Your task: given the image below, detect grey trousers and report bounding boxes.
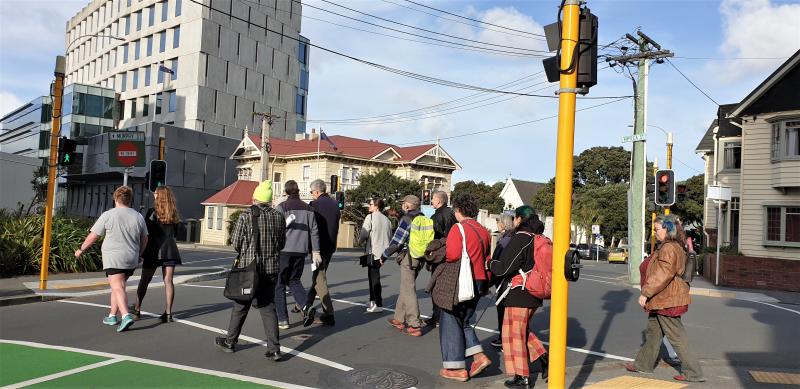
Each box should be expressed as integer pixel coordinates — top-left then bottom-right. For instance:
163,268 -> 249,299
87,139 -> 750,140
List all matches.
634,314 -> 704,380
225,274 -> 280,354
305,254 -> 334,319
394,253 -> 422,328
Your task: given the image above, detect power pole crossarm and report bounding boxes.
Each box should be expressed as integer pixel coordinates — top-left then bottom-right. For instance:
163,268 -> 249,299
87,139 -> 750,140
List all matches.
252,112 -> 279,182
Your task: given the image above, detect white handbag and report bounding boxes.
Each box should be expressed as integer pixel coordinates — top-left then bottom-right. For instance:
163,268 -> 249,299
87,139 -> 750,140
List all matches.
456,223 -> 475,302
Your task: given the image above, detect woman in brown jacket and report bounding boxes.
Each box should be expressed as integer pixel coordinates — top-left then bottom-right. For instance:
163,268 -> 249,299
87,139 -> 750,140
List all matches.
624,215 -> 705,382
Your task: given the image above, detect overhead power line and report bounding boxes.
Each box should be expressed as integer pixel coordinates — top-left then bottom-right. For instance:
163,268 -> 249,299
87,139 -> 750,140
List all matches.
402,0 -> 546,38
190,0 -> 630,99
380,0 -> 545,41
309,0 -> 549,53
666,59 -> 720,106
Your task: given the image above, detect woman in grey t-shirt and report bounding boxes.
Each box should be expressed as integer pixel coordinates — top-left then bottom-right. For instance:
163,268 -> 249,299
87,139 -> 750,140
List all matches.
75,186 -> 148,332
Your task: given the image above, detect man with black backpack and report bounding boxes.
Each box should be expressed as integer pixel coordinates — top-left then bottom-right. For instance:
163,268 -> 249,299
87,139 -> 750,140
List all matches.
215,180 -> 286,362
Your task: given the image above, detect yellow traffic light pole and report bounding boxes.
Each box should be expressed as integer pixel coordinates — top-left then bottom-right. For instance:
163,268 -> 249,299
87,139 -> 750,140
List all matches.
549,2 -> 581,387
651,158 -> 658,254
40,56 -> 66,290
665,133 -> 673,215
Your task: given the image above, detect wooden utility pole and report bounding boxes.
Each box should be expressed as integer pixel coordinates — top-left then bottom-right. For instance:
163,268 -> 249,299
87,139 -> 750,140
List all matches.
607,31 -> 673,285
252,112 -> 279,181
40,56 -> 66,290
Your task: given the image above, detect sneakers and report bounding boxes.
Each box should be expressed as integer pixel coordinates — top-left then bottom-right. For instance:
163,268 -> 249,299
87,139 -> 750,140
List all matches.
403,326 -> 423,337
302,306 -> 316,327
116,314 -> 135,332
278,321 -> 290,330
469,353 -> 491,377
366,301 -> 383,313
504,375 -> 531,388
439,368 -> 469,382
102,315 -> 119,326
388,318 -> 405,330
265,350 -> 283,362
623,362 -> 652,374
215,336 -> 235,353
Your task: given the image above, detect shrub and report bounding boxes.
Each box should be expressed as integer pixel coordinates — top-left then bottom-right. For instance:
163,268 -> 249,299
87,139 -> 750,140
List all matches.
0,214 -> 103,276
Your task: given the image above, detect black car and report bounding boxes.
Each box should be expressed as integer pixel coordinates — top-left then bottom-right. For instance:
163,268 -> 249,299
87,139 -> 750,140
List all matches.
576,244 -> 609,260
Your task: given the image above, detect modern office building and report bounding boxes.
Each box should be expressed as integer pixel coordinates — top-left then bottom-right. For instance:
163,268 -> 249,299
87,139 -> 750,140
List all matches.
0,96 -> 53,159
64,0 -> 308,139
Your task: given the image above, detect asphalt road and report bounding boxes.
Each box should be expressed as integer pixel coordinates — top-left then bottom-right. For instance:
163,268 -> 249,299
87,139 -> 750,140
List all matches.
1,248 -> 798,388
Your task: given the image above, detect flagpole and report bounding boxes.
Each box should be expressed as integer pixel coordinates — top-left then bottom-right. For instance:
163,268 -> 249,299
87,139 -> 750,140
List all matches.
317,128 -> 322,182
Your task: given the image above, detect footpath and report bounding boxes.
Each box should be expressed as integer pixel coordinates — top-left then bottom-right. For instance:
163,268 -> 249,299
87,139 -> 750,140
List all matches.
0,243 -> 231,307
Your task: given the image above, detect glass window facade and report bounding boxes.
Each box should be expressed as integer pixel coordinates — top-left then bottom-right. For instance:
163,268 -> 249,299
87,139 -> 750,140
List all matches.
175,0 -> 181,16
148,6 -> 154,26
132,69 -> 139,89
135,11 -> 141,31
170,58 -> 178,80
168,90 -> 176,112
121,72 -> 127,91
144,66 -> 151,86
295,94 -> 304,115
159,31 -> 166,52
146,35 -> 152,56
134,39 -> 140,60
173,26 -> 180,48
161,1 -> 168,21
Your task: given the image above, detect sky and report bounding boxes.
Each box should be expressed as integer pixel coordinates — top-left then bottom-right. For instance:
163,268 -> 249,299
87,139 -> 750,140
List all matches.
1,0 -> 799,185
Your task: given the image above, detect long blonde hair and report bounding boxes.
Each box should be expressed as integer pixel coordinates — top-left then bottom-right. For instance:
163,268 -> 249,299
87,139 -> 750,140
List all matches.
154,186 -> 180,224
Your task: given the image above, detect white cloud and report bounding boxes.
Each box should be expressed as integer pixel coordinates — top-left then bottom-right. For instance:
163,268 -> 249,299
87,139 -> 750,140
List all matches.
715,0 -> 800,81
0,91 -> 25,118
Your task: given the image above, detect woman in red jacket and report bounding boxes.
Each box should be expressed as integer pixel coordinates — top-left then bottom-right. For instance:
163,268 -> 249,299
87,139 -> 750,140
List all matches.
438,194 -> 493,382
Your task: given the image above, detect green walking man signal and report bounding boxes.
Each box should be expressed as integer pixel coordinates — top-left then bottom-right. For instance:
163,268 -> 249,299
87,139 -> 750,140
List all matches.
57,137 -> 77,166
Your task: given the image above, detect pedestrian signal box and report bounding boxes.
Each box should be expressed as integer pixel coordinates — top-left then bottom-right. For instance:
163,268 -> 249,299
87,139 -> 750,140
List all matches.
148,160 -> 167,192
57,137 -> 77,166
655,169 -> 675,206
422,189 -> 431,205
335,191 -> 345,210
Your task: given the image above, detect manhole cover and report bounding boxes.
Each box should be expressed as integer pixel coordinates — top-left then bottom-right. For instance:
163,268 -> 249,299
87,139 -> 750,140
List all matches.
345,367 -> 418,389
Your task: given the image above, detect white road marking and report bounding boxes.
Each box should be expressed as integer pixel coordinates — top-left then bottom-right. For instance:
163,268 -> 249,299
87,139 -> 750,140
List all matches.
3,358 -> 123,388
180,284 -> 634,362
185,256 -> 236,264
0,339 -> 315,389
577,276 -> 622,286
751,300 -> 800,317
59,300 -> 354,372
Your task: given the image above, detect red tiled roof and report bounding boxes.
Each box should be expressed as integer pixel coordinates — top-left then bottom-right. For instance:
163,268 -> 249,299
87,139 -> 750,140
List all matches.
248,134 -> 434,162
201,180 -> 258,206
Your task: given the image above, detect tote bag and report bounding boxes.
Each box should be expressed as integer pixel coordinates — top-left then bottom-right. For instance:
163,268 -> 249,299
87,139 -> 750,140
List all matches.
456,223 -> 475,302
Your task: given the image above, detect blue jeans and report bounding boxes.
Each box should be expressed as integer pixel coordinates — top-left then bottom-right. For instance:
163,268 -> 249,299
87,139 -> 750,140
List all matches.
439,281 -> 485,369
275,253 -> 307,322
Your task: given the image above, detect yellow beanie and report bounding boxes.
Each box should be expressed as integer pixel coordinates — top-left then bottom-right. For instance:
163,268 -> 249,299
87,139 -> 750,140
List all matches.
252,180 -> 273,203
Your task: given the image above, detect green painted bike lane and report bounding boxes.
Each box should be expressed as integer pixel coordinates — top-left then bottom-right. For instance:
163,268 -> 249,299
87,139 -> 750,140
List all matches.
0,342 -> 285,388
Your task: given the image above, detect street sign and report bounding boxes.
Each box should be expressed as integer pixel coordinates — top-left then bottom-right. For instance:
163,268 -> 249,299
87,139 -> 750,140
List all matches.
707,185 -> 732,201
108,131 -> 146,167
592,224 -> 600,234
621,133 -> 646,143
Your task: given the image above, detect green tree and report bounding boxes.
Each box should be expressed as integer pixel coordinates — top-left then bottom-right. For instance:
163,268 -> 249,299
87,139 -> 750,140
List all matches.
670,174 -> 705,228
343,169 -> 422,226
530,178 -> 556,217
451,180 -> 504,214
574,146 -> 631,186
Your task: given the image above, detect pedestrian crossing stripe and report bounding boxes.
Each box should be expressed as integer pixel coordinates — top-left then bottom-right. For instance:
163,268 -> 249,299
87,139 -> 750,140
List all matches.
583,376 -> 687,388
749,370 -> 800,385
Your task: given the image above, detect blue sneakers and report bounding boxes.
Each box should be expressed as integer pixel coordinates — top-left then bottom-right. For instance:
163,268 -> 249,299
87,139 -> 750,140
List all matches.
102,315 -> 119,326
117,313 -> 134,332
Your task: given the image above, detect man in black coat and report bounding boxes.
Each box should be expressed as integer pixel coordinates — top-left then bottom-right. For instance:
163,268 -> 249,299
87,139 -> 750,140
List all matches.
426,190 -> 457,327
303,179 -> 341,326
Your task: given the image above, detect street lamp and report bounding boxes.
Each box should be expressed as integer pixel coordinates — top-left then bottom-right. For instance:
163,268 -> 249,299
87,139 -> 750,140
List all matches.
66,34 -> 125,53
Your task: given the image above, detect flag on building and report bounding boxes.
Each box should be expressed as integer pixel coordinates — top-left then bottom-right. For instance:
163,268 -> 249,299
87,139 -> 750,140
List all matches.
320,130 -> 338,151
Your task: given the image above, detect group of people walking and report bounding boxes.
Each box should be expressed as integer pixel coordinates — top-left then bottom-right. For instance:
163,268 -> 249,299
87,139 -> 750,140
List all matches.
79,181 -> 704,386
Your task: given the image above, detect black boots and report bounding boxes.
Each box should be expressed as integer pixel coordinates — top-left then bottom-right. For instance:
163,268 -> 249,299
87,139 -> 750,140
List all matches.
539,352 -> 549,382
504,375 -> 531,388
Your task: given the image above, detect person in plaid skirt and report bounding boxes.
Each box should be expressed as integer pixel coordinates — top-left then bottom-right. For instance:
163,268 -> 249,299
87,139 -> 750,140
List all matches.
488,206 -> 548,389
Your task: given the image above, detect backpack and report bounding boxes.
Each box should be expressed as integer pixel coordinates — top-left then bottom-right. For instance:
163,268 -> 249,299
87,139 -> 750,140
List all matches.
510,232 -> 554,300
408,215 -> 435,259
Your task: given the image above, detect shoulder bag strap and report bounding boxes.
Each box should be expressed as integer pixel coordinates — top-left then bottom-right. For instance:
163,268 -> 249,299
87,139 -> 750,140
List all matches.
463,221 -> 487,256
250,205 -> 262,268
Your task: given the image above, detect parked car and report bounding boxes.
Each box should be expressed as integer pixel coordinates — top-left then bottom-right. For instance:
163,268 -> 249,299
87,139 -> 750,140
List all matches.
576,244 -> 608,260
608,247 -> 628,264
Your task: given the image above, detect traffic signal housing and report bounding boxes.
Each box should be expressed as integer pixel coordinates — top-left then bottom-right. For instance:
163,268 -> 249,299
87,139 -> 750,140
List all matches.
335,191 -> 345,210
57,137 -> 77,166
541,7 -> 598,91
676,184 -> 688,203
330,175 -> 339,193
422,189 -> 431,206
148,160 -> 167,192
655,169 -> 675,206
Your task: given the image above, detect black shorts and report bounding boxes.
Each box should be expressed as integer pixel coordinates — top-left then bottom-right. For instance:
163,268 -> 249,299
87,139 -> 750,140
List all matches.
105,268 -> 135,277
